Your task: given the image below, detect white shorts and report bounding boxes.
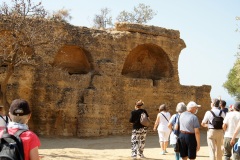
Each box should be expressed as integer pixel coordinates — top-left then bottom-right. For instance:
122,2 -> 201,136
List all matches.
158,130 -> 171,142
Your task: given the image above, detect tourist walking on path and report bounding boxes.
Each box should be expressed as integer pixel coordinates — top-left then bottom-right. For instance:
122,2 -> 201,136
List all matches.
153,104 -> 171,155
177,101 -> 201,160
168,102 -> 186,160
230,118 -> 240,146
222,101 -> 240,160
219,100 -> 228,114
129,100 -> 149,159
201,98 -> 226,160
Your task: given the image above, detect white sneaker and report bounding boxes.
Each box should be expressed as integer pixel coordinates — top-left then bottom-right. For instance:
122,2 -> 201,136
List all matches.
161,151 -> 166,155
140,155 -> 146,159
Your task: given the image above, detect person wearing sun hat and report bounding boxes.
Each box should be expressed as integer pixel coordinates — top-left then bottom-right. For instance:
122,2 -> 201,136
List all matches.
222,101 -> 240,160
177,101 -> 201,160
0,99 -> 41,160
129,100 -> 149,159
201,98 -> 226,160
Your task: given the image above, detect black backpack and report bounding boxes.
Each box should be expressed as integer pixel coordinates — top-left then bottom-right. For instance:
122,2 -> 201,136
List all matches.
210,110 -> 224,129
0,129 -> 27,160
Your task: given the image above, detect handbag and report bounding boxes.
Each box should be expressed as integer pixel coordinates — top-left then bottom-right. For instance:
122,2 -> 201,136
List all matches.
234,138 -> 240,156
140,112 -> 150,127
173,114 -> 180,136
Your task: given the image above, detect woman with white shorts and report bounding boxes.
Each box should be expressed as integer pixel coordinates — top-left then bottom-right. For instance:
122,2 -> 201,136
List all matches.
153,104 -> 171,155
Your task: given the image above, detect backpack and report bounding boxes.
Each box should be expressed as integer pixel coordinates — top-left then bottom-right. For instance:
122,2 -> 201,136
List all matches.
209,110 -> 224,129
140,112 -> 150,127
0,129 -> 27,160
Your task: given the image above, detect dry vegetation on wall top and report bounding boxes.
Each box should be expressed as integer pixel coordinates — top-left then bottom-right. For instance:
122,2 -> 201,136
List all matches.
0,20 -> 211,137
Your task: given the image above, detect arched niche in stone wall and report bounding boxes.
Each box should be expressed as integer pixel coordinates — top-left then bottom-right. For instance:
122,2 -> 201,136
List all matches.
53,45 -> 91,74
121,44 -> 173,80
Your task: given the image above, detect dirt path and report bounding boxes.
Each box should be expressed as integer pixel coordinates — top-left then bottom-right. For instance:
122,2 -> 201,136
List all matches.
39,131 -> 211,160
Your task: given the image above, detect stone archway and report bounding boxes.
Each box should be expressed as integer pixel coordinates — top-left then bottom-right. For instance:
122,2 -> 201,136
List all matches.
121,44 -> 173,80
53,45 -> 91,74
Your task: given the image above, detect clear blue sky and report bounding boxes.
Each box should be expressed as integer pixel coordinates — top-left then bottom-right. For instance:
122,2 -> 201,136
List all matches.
34,0 -> 239,104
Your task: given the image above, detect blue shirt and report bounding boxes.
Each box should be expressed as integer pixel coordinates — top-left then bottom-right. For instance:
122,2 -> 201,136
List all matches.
179,111 -> 200,133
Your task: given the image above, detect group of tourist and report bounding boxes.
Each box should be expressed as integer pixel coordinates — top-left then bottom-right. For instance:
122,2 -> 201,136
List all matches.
129,99 -> 240,160
1,98 -> 239,160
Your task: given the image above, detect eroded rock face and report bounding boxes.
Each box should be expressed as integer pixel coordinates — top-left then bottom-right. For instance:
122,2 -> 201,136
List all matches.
0,22 -> 211,137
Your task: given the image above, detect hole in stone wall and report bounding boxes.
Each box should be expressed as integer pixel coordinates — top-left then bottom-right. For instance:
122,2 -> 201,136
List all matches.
152,80 -> 157,86
121,44 -> 173,80
52,45 -> 91,74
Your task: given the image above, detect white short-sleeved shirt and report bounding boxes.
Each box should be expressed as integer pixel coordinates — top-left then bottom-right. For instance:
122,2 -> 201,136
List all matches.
223,111 -> 240,138
202,107 -> 226,129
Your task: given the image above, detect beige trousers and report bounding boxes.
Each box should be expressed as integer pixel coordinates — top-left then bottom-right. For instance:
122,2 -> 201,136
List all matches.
207,129 -> 224,160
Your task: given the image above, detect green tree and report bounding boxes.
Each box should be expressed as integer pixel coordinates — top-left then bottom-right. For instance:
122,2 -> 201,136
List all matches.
0,0 -> 65,112
93,8 -> 113,29
223,16 -> 240,100
116,3 -> 157,24
223,59 -> 240,100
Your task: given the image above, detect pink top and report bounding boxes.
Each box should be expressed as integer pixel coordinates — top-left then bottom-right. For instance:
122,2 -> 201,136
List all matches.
0,128 -> 41,160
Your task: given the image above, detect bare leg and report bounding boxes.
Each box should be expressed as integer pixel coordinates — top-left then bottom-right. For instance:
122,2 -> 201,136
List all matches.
160,141 -> 164,151
164,141 -> 169,152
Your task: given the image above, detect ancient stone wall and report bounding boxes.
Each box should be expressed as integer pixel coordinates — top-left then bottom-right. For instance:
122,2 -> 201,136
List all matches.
0,22 -> 211,137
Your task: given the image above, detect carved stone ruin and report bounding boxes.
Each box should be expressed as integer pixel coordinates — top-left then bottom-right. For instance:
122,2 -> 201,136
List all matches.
0,22 -> 211,137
